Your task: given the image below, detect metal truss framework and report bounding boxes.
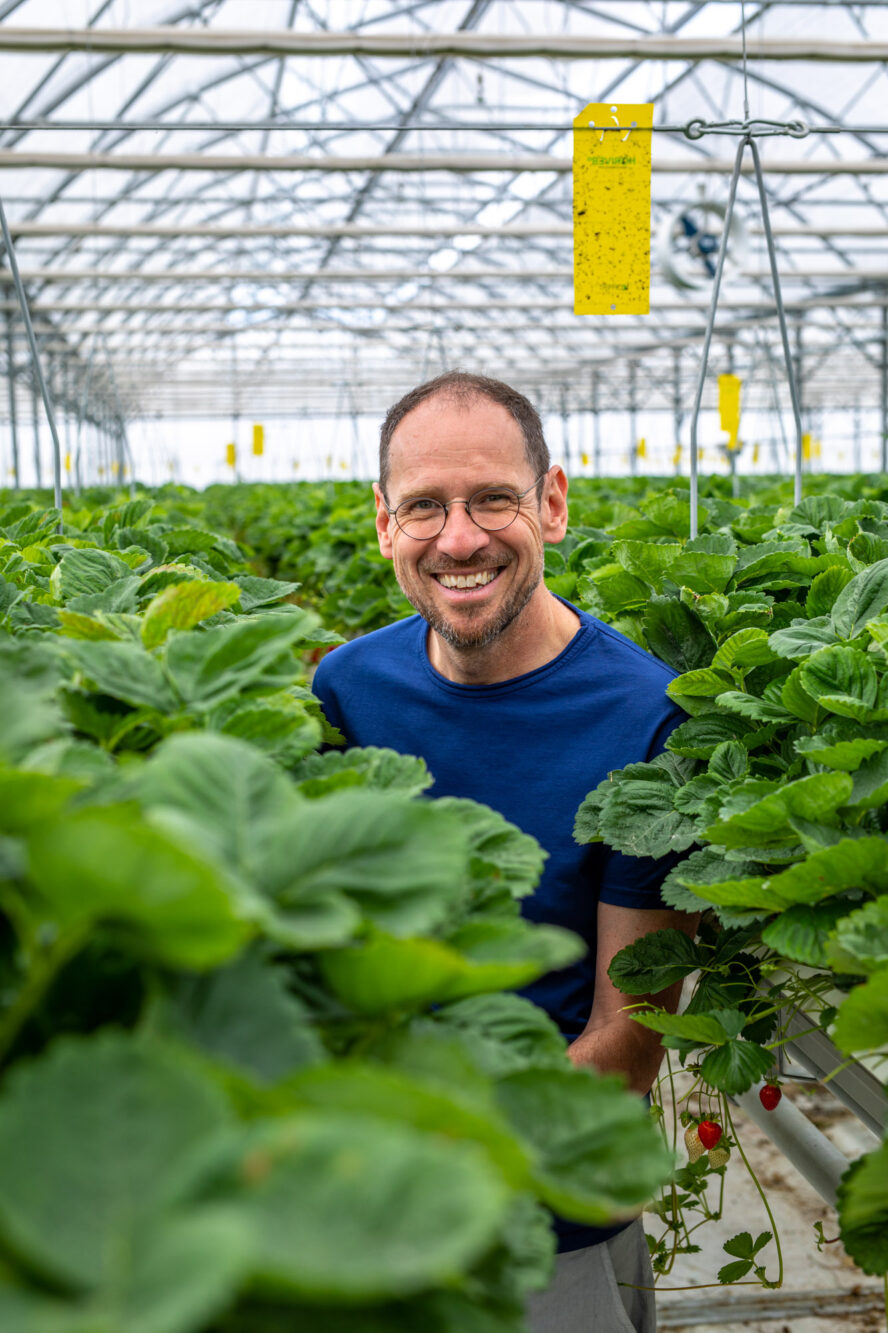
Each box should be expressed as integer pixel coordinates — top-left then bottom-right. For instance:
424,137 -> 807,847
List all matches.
0,0 -> 887,467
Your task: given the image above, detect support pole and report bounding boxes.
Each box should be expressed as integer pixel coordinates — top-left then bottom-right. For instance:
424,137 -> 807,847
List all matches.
31,380 -> 41,489
591,370 -> 601,476
628,361 -> 638,477
874,302 -> 880,474
5,312 -> 18,488
672,348 -> 682,477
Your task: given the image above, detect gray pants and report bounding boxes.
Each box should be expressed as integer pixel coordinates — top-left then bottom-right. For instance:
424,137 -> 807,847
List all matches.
525,1219 -> 656,1333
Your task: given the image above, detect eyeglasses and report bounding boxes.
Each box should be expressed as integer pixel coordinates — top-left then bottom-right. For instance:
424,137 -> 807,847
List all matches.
385,473 -> 549,540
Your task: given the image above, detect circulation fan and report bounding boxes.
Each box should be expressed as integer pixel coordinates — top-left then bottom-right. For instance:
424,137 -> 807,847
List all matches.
656,192 -> 749,290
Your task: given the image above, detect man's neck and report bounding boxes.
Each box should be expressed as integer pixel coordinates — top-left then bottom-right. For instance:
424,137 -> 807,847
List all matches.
426,591 -> 580,685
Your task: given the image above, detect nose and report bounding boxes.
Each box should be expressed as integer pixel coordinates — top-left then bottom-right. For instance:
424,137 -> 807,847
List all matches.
434,500 -> 492,561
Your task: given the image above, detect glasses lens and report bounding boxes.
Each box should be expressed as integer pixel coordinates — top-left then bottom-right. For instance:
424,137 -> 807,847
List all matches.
395,497 -> 446,537
468,487 -> 521,530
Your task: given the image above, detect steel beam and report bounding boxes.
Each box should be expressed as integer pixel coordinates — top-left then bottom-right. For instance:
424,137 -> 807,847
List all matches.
0,29 -> 885,62
1,150 -> 887,174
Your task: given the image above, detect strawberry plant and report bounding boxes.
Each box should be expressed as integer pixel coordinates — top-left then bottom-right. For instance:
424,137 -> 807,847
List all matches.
0,490 -> 674,1333
573,485 -> 888,1290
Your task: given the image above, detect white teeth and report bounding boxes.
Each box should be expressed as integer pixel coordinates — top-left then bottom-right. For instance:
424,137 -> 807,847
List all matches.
436,569 -> 498,589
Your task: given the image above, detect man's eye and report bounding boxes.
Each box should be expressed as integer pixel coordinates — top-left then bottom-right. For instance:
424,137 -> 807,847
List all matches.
473,490 -> 516,509
401,498 -> 440,515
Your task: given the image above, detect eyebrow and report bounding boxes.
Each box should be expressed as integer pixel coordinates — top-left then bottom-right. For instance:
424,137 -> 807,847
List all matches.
395,480 -> 519,500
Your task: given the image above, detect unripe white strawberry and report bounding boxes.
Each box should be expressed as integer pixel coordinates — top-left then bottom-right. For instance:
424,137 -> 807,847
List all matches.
684,1124 -> 704,1161
708,1146 -> 731,1168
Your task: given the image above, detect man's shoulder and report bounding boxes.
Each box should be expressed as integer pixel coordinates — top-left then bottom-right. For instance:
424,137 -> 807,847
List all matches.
314,614 -> 425,682
574,607 -> 680,685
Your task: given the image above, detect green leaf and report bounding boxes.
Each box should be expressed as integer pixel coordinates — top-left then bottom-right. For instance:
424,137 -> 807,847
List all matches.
718,1259 -> 754,1284
57,608 -> 121,641
215,696 -> 321,763
611,541 -> 682,593
228,1113 -> 510,1299
50,547 -> 133,603
427,994 -> 568,1078
292,746 -> 433,798
0,1034 -> 232,1289
669,536 -> 736,594
607,929 -> 702,995
715,690 -> 792,723
806,565 -> 855,618
832,972 -> 888,1055
288,1062 -> 530,1188
271,791 -> 471,937
667,666 -> 734,701
494,1068 -> 672,1224
320,923 -> 582,1015
164,610 -> 321,707
132,732 -> 298,877
704,772 -> 852,849
642,597 -> 714,673
828,897 -> 888,974
234,574 -> 300,612
761,900 -> 852,966
768,617 -> 839,661
795,733 -> 888,772
799,646 -> 878,722
156,947 -> 326,1083
28,805 -> 255,969
630,1010 -> 735,1046
847,749 -> 888,810
837,1141 -> 888,1275
62,639 -> 179,712
699,1039 -> 774,1094
712,628 -> 775,674
141,580 -> 242,649
780,666 -> 821,724
435,797 -> 547,903
665,711 -> 754,759
831,557 -> 888,638
708,740 -> 749,783
597,762 -> 698,859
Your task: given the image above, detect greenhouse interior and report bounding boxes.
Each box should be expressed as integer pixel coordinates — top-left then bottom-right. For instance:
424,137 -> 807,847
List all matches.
1,3 -> 888,1333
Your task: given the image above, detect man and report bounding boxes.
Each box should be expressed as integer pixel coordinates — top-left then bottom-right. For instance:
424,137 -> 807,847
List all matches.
312,371 -> 696,1333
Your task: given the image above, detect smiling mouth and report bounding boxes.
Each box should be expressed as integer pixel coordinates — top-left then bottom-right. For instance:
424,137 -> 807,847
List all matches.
429,567 -> 504,591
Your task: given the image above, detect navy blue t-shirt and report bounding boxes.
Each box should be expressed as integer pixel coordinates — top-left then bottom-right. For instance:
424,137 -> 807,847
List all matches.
312,602 -> 684,1250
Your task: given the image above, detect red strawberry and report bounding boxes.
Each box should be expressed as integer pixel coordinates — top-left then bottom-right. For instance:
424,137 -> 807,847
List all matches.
697,1120 -> 722,1150
759,1083 -> 782,1111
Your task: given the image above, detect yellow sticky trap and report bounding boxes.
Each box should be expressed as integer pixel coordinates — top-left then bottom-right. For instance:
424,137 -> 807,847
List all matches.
637,437 -> 647,459
752,444 -> 760,464
718,374 -> 742,453
573,102 -> 652,316
292,460 -> 300,471
64,452 -> 71,472
581,452 -> 590,466
252,424 -> 264,456
802,432 -> 812,461
814,439 -> 822,459
225,443 -> 236,467
672,446 -> 682,468
97,466 -> 105,478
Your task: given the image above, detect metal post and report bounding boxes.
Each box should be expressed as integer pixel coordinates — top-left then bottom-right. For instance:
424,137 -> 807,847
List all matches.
0,195 -> 62,519
31,380 -> 42,489
874,302 -> 880,474
591,370 -> 601,476
628,361 -> 638,477
672,348 -> 682,477
5,312 -> 18,488
560,389 -> 571,475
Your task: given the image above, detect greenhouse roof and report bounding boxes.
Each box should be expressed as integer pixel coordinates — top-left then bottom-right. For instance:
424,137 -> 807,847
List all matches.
1,0 -> 887,427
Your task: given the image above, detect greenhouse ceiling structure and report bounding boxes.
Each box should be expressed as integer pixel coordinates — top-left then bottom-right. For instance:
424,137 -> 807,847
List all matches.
1,0 -> 888,470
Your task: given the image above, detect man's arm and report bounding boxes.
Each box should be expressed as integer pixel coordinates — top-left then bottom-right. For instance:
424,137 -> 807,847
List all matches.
567,901 -> 700,1095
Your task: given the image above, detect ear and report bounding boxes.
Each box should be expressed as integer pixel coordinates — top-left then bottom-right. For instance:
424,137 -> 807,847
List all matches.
373,482 -> 394,559
540,466 -> 569,545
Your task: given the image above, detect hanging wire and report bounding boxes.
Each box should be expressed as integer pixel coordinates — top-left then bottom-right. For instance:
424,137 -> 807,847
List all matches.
0,195 -> 63,525
686,4 -> 805,535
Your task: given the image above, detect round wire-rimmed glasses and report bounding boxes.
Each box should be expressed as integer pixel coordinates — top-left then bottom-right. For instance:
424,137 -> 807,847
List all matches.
385,472 -> 549,540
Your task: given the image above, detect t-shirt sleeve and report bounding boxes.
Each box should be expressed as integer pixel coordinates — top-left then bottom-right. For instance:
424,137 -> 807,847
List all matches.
598,698 -> 688,910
